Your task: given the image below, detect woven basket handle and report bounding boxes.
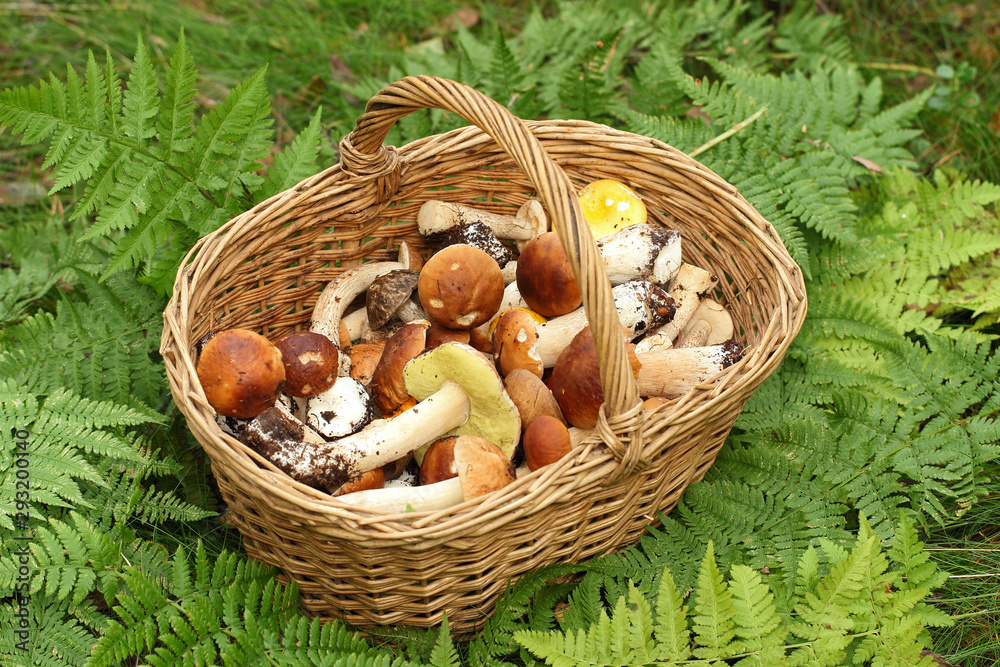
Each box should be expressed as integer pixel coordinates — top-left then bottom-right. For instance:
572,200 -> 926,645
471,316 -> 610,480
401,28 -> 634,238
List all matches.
343,75 -> 645,475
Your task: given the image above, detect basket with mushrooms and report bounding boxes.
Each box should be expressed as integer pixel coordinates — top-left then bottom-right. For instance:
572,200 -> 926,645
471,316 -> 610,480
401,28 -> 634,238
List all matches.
197,177 -> 747,512
162,75 -> 806,633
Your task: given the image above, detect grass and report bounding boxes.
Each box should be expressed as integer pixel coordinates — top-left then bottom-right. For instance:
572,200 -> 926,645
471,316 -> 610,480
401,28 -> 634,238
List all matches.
832,0 -> 1000,183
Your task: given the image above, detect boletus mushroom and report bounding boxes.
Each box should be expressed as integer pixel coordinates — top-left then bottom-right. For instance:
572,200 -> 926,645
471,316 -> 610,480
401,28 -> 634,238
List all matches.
335,435 -> 516,513
197,328 -> 285,419
273,331 -> 339,398
417,243 -> 505,330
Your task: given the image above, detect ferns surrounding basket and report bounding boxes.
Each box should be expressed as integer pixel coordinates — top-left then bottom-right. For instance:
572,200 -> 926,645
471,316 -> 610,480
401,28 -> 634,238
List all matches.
2,1 -> 999,664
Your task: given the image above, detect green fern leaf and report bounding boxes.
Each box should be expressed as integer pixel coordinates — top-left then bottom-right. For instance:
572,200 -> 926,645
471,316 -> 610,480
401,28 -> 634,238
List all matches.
263,108 -> 323,196
0,604 -> 94,667
191,67 -> 269,191
488,28 -> 524,107
427,614 -> 460,667
121,37 -> 160,146
155,28 -> 198,159
729,565 -> 788,666
692,542 -> 737,661
558,33 -> 618,122
652,568 -> 691,662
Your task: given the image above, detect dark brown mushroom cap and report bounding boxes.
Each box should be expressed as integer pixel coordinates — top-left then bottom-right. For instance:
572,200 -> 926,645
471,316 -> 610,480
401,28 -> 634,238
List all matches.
273,331 -> 339,398
419,436 -> 459,485
417,244 -> 504,330
196,329 -> 285,419
367,269 -> 421,330
547,326 -> 640,429
516,232 -> 582,317
368,320 -> 429,414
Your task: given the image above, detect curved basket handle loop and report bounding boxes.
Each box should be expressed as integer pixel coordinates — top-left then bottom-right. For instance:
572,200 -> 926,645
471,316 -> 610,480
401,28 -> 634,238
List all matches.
345,75 -> 643,475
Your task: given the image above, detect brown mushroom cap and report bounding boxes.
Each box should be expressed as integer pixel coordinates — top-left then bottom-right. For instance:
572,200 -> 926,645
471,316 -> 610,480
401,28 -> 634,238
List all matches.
547,326 -> 641,429
453,435 -> 516,500
332,467 -> 386,496
417,243 -> 505,330
368,320 -> 429,414
492,308 -> 543,378
419,436 -> 459,485
367,269 -> 421,331
516,232 -> 582,317
196,329 -> 285,419
273,331 -> 339,398
425,322 -> 471,348
504,368 -> 566,427
345,340 -> 387,386
523,415 -> 572,471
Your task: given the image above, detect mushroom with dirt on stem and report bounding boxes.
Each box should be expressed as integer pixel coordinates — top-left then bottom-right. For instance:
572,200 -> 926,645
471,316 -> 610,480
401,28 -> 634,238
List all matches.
533,280 -> 675,367
634,262 -> 718,353
226,370 -> 476,491
418,199 -> 547,251
595,223 -> 682,287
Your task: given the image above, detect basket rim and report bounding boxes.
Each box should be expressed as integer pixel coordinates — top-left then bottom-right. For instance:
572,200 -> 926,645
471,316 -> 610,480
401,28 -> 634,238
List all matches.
161,115 -> 807,537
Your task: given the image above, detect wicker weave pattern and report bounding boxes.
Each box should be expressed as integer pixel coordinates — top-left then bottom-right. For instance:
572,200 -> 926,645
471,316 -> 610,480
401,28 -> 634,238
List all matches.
161,76 -> 807,633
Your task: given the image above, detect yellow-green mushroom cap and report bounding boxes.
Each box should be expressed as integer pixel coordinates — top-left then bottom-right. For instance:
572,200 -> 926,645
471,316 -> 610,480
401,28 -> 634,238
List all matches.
404,342 -> 521,463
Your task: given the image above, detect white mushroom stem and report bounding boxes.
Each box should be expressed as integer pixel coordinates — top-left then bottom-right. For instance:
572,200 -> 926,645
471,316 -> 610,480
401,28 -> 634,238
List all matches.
311,261 -> 404,345
536,281 -> 674,367
334,476 -> 464,513
341,308 -> 368,344
595,224 -> 682,286
635,342 -> 743,398
501,260 -> 518,285
342,298 -> 428,346
335,434 -> 514,513
242,380 -> 472,489
636,263 -> 718,352
417,199 -> 547,248
679,320 -> 711,348
682,299 -> 735,346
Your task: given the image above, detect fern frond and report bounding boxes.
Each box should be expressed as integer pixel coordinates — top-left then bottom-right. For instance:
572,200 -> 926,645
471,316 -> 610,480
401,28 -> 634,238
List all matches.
121,36 -> 159,146
155,28 -> 198,159
692,542 -> 737,660
0,267 -> 165,409
652,568 -> 691,662
262,108 -> 323,196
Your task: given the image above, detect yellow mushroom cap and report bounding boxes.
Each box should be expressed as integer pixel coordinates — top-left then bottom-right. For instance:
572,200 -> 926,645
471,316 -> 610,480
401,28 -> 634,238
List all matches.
578,179 -> 647,240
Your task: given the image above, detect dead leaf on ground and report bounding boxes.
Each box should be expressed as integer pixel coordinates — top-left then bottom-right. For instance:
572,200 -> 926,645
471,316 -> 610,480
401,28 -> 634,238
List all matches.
852,155 -> 885,173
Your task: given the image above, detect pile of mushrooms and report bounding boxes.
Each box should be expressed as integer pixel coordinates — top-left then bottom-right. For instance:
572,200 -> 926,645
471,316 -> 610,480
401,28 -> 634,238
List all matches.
195,178 -> 744,513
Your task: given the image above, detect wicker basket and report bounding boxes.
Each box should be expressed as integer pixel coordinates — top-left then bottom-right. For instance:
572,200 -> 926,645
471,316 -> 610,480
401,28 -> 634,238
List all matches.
160,76 -> 807,634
